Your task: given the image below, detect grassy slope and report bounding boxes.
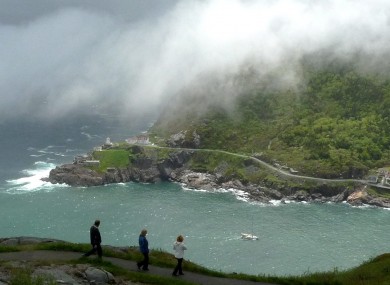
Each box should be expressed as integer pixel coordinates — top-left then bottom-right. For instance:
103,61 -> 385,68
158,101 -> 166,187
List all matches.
150,61 -> 390,179
1,242 -> 389,285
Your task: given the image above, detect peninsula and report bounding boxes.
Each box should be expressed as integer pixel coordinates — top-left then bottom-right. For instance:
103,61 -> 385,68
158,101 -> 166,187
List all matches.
47,138 -> 390,208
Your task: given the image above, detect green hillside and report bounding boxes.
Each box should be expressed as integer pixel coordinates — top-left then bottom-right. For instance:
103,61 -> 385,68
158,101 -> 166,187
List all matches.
2,241 -> 390,285
151,61 -> 390,179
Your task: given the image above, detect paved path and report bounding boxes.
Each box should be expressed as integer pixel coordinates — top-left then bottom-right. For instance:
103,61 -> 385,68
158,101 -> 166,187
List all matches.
0,250 -> 278,285
149,145 -> 370,185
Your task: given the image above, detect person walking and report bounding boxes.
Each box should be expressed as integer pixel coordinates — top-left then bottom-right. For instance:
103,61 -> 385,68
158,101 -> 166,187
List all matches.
172,235 -> 187,276
137,229 -> 149,271
83,219 -> 102,259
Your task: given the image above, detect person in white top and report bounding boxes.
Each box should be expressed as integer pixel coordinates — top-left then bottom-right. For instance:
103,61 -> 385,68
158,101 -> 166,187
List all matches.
172,235 -> 187,276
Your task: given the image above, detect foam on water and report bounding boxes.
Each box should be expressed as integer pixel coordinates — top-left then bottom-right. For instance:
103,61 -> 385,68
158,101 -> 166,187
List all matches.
5,161 -> 66,193
181,184 -> 252,202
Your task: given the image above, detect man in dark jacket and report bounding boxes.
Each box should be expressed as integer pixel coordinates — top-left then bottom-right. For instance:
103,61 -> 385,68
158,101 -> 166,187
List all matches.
83,219 -> 102,259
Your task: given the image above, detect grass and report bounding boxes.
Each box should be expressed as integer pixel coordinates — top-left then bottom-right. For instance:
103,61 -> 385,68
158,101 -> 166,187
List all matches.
3,243 -> 199,285
9,268 -> 57,285
91,149 -> 130,172
1,242 -> 390,285
367,186 -> 390,199
0,245 -> 20,253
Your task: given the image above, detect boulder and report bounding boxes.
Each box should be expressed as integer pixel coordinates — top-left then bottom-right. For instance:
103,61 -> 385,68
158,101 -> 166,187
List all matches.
33,266 -> 80,285
177,171 -> 218,190
85,267 -> 115,284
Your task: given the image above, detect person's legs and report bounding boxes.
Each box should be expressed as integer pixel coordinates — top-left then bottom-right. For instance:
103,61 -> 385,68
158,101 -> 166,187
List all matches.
96,244 -> 103,259
173,258 -> 183,275
177,258 -> 184,274
142,252 -> 149,270
83,245 -> 97,257
173,259 -> 179,275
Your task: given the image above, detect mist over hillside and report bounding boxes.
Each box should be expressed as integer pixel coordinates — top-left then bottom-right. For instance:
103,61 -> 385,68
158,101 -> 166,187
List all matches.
151,53 -> 390,179
1,0 -> 390,124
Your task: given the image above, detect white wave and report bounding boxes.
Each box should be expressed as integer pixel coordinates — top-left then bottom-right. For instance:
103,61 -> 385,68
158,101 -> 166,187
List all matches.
30,154 -> 45,157
180,183 -> 250,202
81,131 -> 100,140
225,188 -> 250,202
349,204 -> 373,209
37,150 -> 53,154
5,161 -> 66,193
27,145 -> 72,160
181,185 -> 208,193
269,200 -> 282,206
65,148 -> 82,153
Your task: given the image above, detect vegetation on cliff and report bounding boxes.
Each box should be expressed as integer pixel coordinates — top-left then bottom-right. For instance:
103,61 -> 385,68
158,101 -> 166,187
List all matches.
49,57 -> 390,205
150,59 -> 390,179
1,240 -> 390,285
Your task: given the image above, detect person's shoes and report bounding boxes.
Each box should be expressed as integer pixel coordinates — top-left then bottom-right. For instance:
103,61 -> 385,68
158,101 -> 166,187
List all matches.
172,273 -> 178,276
179,273 -> 184,275
142,268 -> 149,271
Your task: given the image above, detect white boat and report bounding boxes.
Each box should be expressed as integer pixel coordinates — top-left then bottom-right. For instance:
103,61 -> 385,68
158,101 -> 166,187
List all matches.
241,233 -> 259,240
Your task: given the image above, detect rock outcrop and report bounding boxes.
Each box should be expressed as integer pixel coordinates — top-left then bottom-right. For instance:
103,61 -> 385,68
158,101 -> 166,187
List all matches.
49,164 -> 104,187
0,237 -> 131,285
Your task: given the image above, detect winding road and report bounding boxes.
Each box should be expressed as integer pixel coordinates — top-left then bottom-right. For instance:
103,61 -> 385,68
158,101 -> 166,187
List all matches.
147,144 -> 375,186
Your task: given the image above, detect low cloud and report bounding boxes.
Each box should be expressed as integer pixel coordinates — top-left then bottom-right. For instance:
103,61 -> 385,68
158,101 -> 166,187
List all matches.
1,0 -> 390,122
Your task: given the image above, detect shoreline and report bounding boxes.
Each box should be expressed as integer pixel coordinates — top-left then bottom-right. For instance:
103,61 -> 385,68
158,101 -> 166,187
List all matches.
47,146 -> 390,209
48,163 -> 390,209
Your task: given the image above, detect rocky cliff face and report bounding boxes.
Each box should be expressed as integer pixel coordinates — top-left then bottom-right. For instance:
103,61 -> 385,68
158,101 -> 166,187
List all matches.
47,147 -> 390,208
48,148 -> 194,186
48,164 -> 105,186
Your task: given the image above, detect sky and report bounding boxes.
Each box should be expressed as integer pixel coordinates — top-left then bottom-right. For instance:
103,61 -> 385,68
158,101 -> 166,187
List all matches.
1,0 -> 390,122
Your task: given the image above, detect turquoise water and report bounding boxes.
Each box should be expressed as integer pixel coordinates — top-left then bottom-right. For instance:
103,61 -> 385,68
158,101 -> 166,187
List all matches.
1,180 -> 389,276
1,116 -> 389,276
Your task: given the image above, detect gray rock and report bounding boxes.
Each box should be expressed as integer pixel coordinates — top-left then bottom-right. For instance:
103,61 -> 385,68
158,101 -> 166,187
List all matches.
0,238 -> 19,246
0,237 -> 64,246
49,164 -> 104,187
178,171 -> 218,190
85,267 -> 115,284
33,266 -> 82,285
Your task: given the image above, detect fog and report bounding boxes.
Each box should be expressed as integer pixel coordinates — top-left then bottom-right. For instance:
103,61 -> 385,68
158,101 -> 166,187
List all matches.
1,0 -> 390,122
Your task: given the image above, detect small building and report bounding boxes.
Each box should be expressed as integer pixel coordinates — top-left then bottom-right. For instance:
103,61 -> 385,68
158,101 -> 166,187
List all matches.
74,155 -> 89,164
82,160 -> 100,167
102,137 -> 114,149
367,175 -> 379,184
73,155 -> 100,167
126,134 -> 150,145
94,146 -> 102,152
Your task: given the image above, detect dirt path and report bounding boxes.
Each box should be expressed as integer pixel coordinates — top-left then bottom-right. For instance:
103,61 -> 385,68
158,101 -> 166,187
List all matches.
0,250 -> 278,285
